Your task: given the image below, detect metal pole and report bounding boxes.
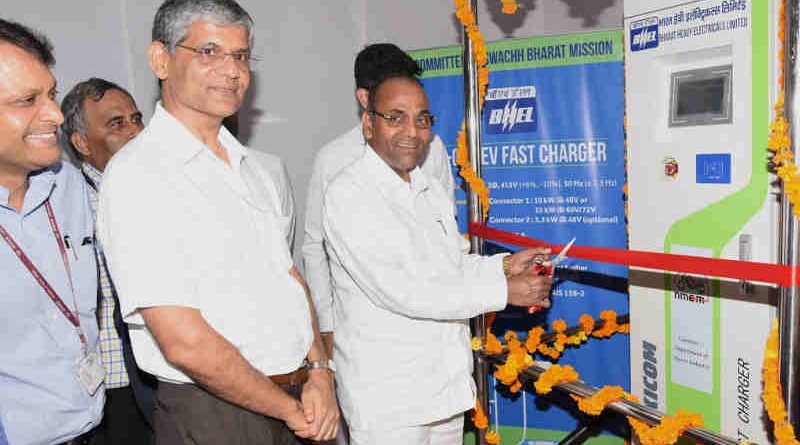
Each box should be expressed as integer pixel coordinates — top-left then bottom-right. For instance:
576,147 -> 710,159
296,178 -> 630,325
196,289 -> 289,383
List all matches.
462,0 -> 488,443
477,357 -> 741,445
780,0 -> 800,429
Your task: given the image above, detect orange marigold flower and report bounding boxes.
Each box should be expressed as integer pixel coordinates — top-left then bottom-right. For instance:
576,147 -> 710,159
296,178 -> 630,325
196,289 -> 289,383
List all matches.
577,385 -> 624,415
505,330 -> 522,352
471,400 -> 489,430
537,342 -> 561,360
552,319 -> 567,333
485,430 -> 502,444
493,362 -> 520,386
579,314 -> 595,335
526,326 -> 544,353
485,332 -> 503,355
534,364 -> 578,395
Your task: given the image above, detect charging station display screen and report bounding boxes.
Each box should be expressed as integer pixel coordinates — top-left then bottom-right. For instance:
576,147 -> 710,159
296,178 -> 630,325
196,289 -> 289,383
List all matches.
677,77 -> 725,116
669,65 -> 732,127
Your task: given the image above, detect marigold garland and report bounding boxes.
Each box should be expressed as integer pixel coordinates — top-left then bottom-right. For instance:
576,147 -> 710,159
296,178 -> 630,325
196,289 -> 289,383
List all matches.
592,310 -> 619,338
760,3 -> 800,442
570,385 -> 625,416
470,399 -> 501,443
762,319 -> 800,445
534,364 -> 579,394
470,313 -> 631,441
627,410 -> 704,445
500,0 -> 518,14
471,400 -> 489,430
454,0 -> 491,221
768,1 -> 800,219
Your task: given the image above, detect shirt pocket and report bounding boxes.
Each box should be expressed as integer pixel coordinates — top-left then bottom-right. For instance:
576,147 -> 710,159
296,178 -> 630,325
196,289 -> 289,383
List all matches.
69,235 -> 99,321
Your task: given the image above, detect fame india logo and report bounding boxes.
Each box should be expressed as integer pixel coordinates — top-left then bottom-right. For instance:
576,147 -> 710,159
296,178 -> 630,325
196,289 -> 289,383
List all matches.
485,85 -> 538,134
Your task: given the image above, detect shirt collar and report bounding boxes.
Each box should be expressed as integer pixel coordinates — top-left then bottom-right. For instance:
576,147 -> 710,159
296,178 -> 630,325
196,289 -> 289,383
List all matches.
150,101 -> 248,165
0,164 -> 58,213
362,145 -> 429,197
81,162 -> 103,189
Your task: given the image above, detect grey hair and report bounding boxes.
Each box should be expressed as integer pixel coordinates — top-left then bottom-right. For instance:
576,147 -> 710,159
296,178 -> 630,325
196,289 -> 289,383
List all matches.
152,0 -> 253,53
60,77 -> 134,159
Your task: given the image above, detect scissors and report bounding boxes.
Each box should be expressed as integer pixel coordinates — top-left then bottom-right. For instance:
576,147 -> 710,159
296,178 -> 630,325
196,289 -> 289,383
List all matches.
529,237 -> 576,314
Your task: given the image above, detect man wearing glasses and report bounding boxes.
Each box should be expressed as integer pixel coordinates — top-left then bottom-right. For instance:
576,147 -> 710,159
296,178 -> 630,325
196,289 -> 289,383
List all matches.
303,44 -> 454,364
322,74 -> 554,444
97,0 -> 337,443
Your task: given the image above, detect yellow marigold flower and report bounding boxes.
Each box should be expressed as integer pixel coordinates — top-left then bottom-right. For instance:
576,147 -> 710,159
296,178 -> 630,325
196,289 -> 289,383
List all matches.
471,337 -> 482,351
523,353 -> 534,367
493,363 -> 519,386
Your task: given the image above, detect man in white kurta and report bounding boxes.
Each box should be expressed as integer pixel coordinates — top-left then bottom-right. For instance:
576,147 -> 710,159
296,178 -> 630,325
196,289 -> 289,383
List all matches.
323,75 -> 553,444
303,43 -> 454,355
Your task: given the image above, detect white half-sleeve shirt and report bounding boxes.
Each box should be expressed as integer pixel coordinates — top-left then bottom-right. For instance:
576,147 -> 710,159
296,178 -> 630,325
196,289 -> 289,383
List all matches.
97,103 -> 312,383
322,146 -> 506,430
303,125 -> 454,332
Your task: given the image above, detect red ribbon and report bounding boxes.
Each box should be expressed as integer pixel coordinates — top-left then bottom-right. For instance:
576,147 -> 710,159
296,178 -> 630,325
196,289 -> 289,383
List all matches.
469,222 -> 798,287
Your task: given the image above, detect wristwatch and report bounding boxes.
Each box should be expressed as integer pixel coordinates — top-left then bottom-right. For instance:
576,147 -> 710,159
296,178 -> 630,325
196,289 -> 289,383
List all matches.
306,359 -> 336,373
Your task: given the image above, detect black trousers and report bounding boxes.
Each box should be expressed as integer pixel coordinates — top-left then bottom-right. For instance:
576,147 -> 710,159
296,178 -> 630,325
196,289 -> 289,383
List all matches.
92,386 -> 154,445
154,382 -> 304,445
59,387 -> 153,445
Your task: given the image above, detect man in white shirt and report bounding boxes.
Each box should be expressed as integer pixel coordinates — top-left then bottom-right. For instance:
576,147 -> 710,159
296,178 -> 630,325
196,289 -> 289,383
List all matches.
303,44 -> 454,357
322,74 -> 553,444
97,0 -> 337,443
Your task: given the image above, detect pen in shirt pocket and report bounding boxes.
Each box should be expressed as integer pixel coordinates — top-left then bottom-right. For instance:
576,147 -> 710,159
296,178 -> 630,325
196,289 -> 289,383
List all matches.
63,236 -> 78,261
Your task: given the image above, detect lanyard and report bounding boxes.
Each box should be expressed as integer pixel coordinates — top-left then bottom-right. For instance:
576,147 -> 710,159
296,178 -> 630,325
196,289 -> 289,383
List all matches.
0,201 -> 88,352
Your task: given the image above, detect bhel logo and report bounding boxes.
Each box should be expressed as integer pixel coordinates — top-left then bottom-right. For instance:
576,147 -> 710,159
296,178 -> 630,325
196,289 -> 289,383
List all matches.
485,86 -> 537,134
630,17 -> 659,52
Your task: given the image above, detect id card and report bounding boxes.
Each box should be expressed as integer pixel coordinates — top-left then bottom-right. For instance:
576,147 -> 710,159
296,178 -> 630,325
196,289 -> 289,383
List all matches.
76,351 -> 104,396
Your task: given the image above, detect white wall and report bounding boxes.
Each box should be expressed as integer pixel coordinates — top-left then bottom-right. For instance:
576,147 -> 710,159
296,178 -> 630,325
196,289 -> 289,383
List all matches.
365,0 -> 622,49
1,0 -> 622,265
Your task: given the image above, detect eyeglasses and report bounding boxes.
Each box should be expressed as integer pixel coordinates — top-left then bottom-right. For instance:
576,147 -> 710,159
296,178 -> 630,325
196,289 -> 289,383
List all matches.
175,44 -> 259,68
369,110 -> 436,129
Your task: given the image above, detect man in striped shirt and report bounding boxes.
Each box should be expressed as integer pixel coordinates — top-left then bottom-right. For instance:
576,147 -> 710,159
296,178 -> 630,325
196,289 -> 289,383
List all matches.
61,78 -> 154,444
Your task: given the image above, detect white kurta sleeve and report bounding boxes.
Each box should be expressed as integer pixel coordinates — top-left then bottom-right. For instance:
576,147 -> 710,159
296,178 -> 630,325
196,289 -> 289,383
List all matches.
275,160 -> 296,248
428,134 -> 456,209
302,154 -> 335,332
323,177 -> 507,321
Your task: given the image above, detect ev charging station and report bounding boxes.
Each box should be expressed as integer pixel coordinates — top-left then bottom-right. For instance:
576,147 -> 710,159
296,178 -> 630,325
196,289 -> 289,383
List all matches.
625,1 -> 778,443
